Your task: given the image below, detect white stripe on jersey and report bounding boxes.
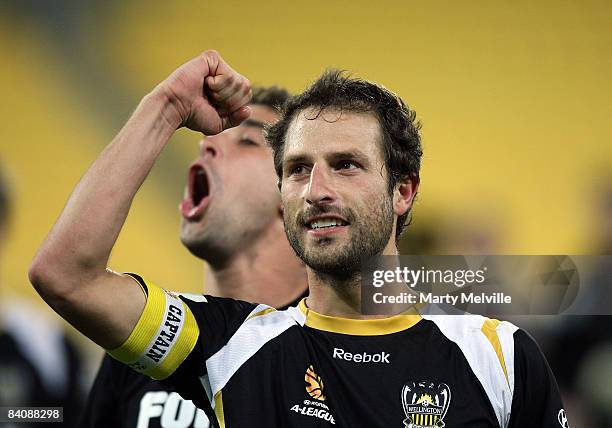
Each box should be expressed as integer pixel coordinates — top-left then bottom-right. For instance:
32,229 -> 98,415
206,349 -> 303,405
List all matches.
422,314 -> 518,428
205,304 -> 299,401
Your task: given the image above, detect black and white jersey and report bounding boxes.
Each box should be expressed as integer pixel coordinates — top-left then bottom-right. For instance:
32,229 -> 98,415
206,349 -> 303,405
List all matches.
80,288 -> 307,428
79,356 -> 210,428
107,275 -> 567,428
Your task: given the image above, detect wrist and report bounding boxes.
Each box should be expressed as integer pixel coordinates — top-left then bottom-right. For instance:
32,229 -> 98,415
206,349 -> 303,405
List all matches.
142,86 -> 185,132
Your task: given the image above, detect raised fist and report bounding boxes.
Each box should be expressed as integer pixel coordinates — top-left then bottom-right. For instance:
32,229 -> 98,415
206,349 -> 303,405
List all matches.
157,50 -> 252,135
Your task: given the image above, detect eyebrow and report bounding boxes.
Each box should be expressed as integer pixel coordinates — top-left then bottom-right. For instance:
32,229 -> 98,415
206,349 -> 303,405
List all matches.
241,119 -> 267,130
326,151 -> 369,163
283,154 -> 311,166
283,150 -> 369,166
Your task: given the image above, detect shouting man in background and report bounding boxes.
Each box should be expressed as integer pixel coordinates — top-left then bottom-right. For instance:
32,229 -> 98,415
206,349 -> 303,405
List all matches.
80,85 -> 308,428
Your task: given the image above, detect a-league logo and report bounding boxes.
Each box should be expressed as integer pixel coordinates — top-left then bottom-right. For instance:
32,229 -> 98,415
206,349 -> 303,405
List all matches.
401,381 -> 451,428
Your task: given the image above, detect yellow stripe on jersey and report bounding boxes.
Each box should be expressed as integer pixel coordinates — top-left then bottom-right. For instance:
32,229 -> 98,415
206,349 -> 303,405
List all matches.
107,279 -> 199,380
299,299 -> 422,336
246,307 -> 276,321
481,319 -> 509,385
214,391 -> 226,428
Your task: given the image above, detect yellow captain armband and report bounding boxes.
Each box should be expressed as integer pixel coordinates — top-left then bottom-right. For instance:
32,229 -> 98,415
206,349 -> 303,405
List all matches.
107,276 -> 199,380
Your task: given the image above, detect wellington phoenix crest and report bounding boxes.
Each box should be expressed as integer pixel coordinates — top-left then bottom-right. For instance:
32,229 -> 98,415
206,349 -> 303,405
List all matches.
401,381 -> 451,428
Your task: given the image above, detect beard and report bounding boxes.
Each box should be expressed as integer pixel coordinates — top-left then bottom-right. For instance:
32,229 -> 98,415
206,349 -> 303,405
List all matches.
284,193 -> 394,280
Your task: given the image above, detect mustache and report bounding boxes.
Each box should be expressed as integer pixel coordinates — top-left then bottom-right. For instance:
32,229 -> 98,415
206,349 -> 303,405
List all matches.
298,204 -> 353,225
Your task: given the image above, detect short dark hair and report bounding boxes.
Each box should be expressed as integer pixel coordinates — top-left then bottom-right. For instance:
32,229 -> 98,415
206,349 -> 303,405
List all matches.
266,69 -> 422,240
250,86 -> 290,114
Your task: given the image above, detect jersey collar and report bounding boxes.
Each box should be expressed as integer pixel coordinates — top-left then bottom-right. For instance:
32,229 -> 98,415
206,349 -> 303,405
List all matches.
298,299 -> 422,336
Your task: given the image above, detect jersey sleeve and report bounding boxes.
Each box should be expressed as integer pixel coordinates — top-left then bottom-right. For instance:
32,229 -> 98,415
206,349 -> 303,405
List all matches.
507,329 -> 568,428
105,274 -> 257,381
78,355 -> 121,427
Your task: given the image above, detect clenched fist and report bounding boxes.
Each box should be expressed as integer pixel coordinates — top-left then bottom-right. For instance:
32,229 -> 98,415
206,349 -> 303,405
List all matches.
156,50 -> 252,135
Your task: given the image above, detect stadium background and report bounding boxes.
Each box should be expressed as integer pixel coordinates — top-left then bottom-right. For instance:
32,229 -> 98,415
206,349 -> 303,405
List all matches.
0,0 -> 610,426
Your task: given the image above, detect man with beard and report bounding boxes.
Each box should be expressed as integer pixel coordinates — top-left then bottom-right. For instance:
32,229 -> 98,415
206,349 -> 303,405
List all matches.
79,86 -> 307,428
30,51 -> 565,427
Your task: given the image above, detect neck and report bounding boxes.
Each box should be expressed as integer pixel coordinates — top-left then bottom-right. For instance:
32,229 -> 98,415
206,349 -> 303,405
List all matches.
305,241 -> 400,319
305,269 -> 362,317
203,221 -> 308,308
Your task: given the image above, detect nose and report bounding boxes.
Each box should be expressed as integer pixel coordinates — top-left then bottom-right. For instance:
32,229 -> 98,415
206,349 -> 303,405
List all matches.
305,163 -> 335,205
199,137 -> 219,159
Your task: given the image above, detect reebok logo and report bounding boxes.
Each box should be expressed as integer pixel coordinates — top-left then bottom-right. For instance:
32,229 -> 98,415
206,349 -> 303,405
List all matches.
332,347 -> 390,364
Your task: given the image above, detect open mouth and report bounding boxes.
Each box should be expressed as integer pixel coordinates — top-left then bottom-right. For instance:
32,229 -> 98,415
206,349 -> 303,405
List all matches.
303,215 -> 350,236
191,165 -> 209,206
181,164 -> 211,220
306,218 -> 349,230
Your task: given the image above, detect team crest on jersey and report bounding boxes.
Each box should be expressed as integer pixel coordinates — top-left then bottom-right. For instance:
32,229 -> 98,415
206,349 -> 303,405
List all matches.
401,381 -> 451,428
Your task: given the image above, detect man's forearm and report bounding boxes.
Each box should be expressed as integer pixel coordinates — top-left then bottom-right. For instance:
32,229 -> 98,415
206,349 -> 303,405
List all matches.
30,89 -> 179,293
29,51 -> 251,347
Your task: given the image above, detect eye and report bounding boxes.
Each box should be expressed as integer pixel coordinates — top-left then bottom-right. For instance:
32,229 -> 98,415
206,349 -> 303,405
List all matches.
288,164 -> 308,176
335,160 -> 360,170
239,138 -> 258,146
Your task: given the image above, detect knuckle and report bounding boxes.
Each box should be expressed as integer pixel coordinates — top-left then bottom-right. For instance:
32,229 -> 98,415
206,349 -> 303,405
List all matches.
202,49 -> 219,59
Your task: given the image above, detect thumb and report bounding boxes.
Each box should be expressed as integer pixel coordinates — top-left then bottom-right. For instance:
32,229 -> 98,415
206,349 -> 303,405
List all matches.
224,105 -> 252,129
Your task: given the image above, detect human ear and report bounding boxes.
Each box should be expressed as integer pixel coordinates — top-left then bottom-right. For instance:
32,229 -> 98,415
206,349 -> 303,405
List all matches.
393,174 -> 419,216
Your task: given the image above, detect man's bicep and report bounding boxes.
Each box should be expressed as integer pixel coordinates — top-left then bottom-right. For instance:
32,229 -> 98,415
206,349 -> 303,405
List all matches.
56,270 -> 146,350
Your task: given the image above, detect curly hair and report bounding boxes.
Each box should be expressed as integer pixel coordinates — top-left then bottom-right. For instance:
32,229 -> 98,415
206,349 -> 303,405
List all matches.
266,69 -> 422,240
